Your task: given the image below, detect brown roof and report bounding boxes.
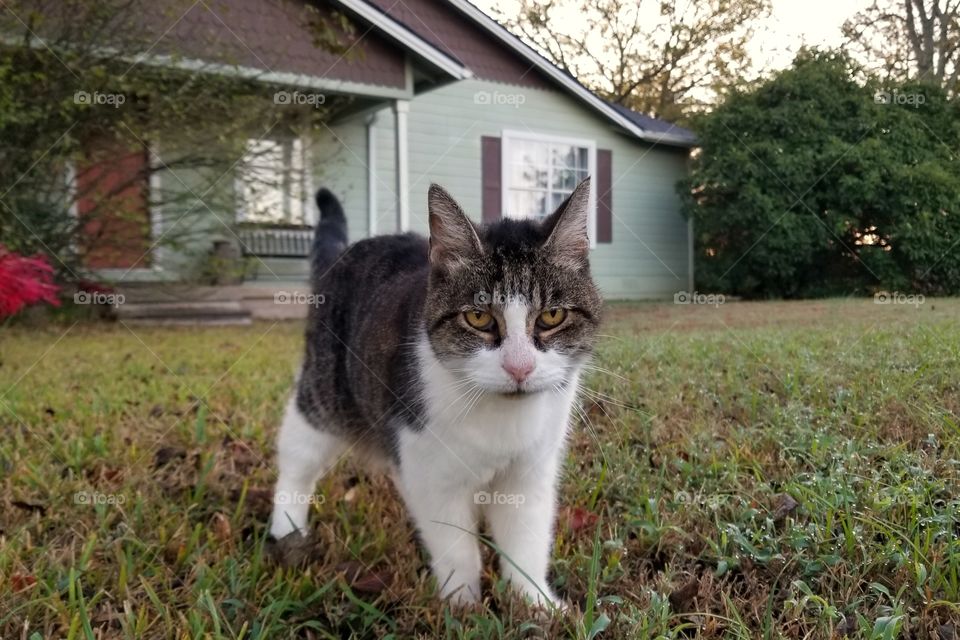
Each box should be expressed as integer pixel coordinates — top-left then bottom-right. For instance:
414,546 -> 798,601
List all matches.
364,0 -> 550,89
146,0 -> 408,88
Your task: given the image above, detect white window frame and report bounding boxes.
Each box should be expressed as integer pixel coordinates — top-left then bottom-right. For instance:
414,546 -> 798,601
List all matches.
500,129 -> 597,248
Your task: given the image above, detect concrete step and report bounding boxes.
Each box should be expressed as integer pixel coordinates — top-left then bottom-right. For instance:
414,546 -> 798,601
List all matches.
116,301 -> 253,325
124,315 -> 253,326
116,286 -> 243,304
113,284 -> 311,321
242,298 -> 309,320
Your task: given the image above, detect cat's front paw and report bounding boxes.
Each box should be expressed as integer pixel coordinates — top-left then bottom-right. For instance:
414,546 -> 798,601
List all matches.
516,584 -> 569,615
439,580 -> 481,609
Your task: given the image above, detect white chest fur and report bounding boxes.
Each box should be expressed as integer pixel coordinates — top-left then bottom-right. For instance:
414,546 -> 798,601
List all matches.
403,339 -> 578,484
389,339 -> 579,606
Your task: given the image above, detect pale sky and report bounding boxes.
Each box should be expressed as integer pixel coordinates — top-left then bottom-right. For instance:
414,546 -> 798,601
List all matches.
473,0 -> 875,75
749,0 -> 875,69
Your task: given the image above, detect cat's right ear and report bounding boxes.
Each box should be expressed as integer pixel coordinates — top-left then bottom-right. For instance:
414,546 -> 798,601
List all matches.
428,184 -> 483,268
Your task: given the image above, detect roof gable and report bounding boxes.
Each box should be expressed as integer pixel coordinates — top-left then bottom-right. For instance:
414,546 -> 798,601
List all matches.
351,0 -> 696,147
363,0 -> 551,90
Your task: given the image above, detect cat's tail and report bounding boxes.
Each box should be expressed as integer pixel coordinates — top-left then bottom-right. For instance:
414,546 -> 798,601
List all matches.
310,188 -> 348,281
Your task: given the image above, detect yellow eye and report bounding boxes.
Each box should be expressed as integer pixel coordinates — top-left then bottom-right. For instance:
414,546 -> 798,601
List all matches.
538,308 -> 567,329
464,310 -> 495,331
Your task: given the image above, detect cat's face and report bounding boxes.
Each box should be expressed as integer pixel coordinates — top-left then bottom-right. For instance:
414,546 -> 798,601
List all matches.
423,180 -> 602,395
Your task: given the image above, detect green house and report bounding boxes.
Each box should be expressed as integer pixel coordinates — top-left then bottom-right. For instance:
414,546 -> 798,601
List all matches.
91,0 -> 696,312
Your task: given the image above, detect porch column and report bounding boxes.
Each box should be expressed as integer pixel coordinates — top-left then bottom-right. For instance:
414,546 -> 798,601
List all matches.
393,99 -> 410,232
366,113 -> 378,237
687,216 -> 695,294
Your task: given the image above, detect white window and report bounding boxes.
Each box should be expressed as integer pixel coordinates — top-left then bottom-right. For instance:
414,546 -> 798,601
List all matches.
237,137 -> 313,224
501,130 -> 596,245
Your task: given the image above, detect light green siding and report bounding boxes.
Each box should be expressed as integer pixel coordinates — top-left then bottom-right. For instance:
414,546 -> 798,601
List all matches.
316,117 -> 370,236
367,79 -> 691,299
143,79 -> 691,298
149,145 -> 240,280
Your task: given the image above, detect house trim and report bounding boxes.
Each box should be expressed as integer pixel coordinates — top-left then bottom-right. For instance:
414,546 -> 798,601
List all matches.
143,54 -> 419,99
445,0 -> 695,148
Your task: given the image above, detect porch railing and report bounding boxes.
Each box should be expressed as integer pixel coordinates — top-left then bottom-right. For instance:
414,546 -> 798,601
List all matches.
237,225 -> 313,258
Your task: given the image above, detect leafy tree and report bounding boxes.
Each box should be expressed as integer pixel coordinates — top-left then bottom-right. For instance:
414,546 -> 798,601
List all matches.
0,0 -> 346,279
494,0 -> 769,123
843,0 -> 960,92
680,50 -> 960,298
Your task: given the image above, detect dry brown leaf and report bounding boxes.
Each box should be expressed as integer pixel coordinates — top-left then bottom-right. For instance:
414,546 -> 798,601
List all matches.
211,512 -> 232,543
10,573 -> 37,592
772,493 -> 799,524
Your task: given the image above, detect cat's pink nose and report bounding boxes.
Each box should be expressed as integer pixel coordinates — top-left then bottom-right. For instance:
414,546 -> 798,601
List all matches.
503,361 -> 534,384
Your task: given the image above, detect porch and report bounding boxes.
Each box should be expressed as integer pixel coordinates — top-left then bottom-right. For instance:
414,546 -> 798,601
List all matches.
85,0 -> 473,322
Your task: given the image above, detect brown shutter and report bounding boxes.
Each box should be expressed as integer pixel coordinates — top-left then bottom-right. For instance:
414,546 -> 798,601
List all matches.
77,139 -> 151,268
596,148 -> 612,243
481,136 -> 501,223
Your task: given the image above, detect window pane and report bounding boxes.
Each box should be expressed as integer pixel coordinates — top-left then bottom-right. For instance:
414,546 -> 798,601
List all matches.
552,168 -> 578,191
287,139 -> 305,223
510,163 -> 548,190
504,136 -> 591,223
242,140 -> 283,222
551,144 -> 589,169
575,147 -> 588,170
511,140 -> 548,166
240,138 -> 305,223
574,168 -> 589,189
550,191 -> 569,210
508,190 -> 549,219
551,144 -> 575,168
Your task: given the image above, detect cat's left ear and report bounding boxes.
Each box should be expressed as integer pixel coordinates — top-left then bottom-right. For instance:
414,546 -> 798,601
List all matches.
542,177 -> 591,266
428,184 -> 483,268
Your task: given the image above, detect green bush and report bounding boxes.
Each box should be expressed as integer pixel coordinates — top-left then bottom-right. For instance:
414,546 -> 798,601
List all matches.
681,50 -> 960,298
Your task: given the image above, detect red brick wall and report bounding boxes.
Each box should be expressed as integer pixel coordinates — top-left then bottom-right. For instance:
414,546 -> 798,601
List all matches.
76,143 -> 151,269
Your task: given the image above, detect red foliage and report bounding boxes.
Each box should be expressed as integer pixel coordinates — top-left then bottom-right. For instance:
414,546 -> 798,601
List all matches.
0,246 -> 61,319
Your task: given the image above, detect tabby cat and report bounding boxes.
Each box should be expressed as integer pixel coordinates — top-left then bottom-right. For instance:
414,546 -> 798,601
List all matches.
270,179 -> 601,607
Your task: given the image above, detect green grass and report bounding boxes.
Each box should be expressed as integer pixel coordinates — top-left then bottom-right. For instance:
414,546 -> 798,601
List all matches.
2,299 -> 959,639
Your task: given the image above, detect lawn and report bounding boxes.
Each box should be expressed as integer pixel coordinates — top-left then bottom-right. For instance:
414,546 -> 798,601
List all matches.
2,299 -> 959,639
